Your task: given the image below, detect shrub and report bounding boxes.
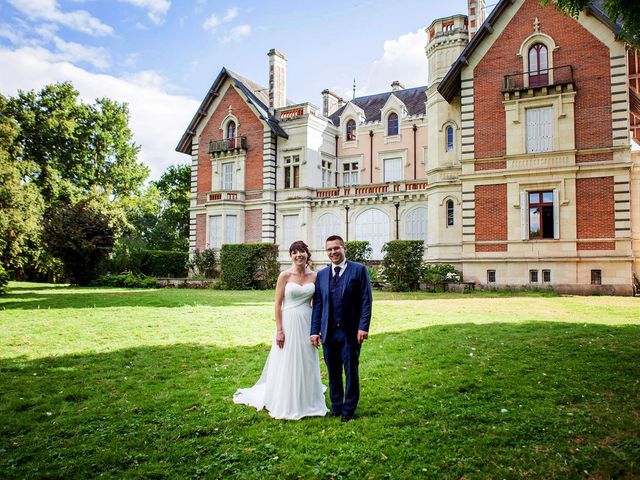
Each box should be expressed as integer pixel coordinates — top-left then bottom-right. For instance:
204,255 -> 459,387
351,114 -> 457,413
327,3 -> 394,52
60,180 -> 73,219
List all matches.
219,243 -> 279,290
381,240 -> 424,291
187,249 -> 219,278
345,241 -> 372,264
145,250 -> 188,277
0,265 -> 9,295
421,263 -> 461,292
91,273 -> 157,288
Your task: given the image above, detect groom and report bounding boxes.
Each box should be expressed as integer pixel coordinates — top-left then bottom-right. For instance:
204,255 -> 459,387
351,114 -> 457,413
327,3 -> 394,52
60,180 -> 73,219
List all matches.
311,235 -> 372,422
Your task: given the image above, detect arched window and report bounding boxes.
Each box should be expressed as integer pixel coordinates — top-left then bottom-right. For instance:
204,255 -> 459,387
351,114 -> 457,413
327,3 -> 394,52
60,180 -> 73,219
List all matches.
226,120 -> 236,139
406,207 -> 427,243
354,208 -> 390,260
528,43 -> 548,87
346,119 -> 356,141
446,126 -> 454,151
315,213 -> 341,250
387,112 -> 399,136
446,199 -> 454,227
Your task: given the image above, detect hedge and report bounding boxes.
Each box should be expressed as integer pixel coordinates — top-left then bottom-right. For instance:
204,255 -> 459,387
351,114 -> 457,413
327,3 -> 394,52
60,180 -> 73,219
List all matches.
91,273 -> 157,288
345,241 -> 372,264
0,265 -> 9,295
381,240 -> 424,291
144,250 -> 188,277
219,243 -> 279,290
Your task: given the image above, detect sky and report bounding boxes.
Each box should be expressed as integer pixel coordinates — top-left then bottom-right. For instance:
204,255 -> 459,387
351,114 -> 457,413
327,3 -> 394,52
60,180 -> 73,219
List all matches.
0,0 -> 475,180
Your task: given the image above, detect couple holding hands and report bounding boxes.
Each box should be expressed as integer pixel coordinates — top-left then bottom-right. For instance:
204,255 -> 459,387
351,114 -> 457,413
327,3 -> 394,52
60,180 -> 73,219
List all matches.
233,235 -> 372,422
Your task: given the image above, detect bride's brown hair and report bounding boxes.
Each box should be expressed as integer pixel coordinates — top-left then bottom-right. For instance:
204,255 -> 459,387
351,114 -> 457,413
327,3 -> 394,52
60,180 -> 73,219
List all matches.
288,240 -> 311,265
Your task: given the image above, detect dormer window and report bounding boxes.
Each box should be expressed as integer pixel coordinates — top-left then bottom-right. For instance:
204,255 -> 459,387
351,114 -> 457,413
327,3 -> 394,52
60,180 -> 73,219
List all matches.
387,112 -> 399,136
446,126 -> 454,151
346,119 -> 356,141
528,43 -> 548,88
226,120 -> 236,139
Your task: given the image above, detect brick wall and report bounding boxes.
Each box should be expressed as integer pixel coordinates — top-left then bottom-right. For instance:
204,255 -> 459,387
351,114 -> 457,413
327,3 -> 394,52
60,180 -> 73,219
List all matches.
475,184 -> 508,249
196,84 -> 265,201
195,213 -> 206,250
474,0 -> 612,160
576,176 -> 615,250
245,209 -> 263,243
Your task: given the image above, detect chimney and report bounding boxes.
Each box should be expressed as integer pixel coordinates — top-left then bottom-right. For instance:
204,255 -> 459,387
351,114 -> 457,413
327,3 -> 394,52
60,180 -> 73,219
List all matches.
268,49 -> 287,110
321,89 -> 345,117
468,0 -> 486,39
390,81 -> 405,92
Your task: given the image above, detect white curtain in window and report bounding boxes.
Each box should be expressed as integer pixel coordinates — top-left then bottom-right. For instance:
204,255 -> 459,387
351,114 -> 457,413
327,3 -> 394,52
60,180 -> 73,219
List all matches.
282,214 -> 298,250
222,163 -> 234,190
225,215 -> 237,244
355,208 -> 390,260
315,213 -> 341,251
209,215 -> 222,248
405,207 -> 427,243
383,158 -> 403,182
526,107 -> 553,153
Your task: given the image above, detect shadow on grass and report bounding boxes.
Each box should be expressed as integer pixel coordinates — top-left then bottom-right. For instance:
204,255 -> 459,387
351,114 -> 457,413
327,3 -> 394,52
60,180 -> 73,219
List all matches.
1,322 -> 639,479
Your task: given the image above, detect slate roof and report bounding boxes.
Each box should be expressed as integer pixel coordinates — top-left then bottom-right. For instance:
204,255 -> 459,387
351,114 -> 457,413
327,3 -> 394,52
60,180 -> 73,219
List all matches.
328,86 -> 427,127
176,67 -> 289,155
438,0 -> 625,102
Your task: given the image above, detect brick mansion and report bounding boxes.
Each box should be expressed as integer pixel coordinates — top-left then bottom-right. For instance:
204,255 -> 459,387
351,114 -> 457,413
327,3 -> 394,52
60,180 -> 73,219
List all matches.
177,0 -> 640,295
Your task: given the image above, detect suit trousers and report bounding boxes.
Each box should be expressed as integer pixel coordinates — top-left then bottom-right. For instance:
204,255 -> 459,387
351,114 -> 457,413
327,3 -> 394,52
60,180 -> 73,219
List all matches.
322,326 -> 361,416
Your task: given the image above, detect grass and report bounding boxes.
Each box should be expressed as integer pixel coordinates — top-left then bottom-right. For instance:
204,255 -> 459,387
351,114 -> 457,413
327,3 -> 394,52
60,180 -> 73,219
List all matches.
1,282 -> 639,479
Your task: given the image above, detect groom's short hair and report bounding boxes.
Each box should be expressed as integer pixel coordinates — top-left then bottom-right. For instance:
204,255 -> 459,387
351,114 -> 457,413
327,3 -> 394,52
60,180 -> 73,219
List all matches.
326,235 -> 345,247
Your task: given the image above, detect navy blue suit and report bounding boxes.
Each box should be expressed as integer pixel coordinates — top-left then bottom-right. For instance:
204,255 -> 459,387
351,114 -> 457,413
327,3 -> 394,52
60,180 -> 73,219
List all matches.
311,261 -> 372,417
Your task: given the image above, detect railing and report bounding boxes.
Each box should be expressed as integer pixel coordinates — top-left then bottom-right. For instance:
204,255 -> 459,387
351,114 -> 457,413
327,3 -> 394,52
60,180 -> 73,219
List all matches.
209,136 -> 247,154
207,191 -> 244,202
503,65 -> 573,92
315,180 -> 428,198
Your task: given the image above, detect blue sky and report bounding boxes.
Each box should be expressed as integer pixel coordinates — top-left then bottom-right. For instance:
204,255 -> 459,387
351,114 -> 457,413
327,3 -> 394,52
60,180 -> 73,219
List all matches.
0,0 -> 473,179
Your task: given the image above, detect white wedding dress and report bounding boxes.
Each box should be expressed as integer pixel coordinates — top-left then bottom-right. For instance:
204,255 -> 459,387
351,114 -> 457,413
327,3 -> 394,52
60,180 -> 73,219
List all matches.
233,282 -> 328,420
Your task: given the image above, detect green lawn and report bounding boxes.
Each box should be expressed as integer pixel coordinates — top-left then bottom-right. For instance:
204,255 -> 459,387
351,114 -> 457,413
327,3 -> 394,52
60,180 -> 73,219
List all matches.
1,282 -> 639,479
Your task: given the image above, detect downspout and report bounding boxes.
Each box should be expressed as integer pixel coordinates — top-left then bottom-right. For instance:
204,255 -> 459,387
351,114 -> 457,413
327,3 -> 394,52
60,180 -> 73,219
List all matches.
273,135 -> 278,244
335,134 -> 339,186
369,130 -> 374,184
412,124 -> 417,180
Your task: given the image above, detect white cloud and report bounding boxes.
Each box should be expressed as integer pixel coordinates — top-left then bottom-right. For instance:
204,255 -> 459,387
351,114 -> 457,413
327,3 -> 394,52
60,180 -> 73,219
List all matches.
120,0 -> 171,25
223,7 -> 238,22
221,24 -> 251,44
6,0 -> 113,37
0,45 -> 199,179
202,14 -> 220,31
51,37 -> 110,69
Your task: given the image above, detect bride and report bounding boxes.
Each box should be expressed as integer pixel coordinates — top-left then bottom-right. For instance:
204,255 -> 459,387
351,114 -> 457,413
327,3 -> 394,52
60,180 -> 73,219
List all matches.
233,240 -> 328,420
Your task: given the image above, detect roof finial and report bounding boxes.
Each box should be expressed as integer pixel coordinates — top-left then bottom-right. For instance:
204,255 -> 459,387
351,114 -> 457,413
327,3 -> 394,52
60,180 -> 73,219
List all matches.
352,78 -> 356,99
533,17 -> 540,32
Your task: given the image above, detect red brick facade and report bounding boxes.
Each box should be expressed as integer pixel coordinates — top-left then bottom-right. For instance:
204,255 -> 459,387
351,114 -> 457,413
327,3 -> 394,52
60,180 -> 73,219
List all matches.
475,184 -> 508,244
576,152 -> 614,164
474,0 -> 612,160
576,176 -> 615,249
195,213 -> 207,250
475,160 -> 507,172
245,209 -> 263,243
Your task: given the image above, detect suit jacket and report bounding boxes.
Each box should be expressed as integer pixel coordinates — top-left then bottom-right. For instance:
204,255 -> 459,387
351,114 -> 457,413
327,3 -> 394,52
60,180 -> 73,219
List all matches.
311,260 -> 372,341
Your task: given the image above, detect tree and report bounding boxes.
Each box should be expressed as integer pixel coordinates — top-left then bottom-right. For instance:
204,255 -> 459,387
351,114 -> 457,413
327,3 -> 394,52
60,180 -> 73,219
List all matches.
541,0 -> 640,45
43,192 -> 126,285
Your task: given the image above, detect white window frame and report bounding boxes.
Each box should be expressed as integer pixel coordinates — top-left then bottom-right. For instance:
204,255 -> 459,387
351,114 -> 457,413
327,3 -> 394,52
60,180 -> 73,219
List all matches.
221,162 -> 234,190
405,207 -> 427,243
315,213 -> 341,250
383,157 -> 403,182
283,154 -> 301,189
342,160 -> 359,186
354,208 -> 391,260
520,189 -> 560,240
321,158 -> 334,188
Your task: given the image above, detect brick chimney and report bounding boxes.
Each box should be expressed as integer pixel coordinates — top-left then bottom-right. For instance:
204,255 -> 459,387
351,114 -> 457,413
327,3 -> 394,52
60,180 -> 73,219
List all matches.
321,89 -> 345,117
468,0 -> 486,39
268,49 -> 287,110
391,81 -> 405,92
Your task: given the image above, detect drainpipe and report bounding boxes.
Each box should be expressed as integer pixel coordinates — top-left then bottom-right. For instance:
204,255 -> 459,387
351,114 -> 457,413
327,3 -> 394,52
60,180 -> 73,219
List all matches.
413,124 -> 417,180
335,134 -> 339,187
369,130 -> 374,184
273,135 -> 278,244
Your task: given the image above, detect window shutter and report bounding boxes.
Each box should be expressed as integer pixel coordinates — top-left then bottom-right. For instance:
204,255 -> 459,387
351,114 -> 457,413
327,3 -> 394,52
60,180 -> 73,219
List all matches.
225,215 -> 237,244
520,191 -> 528,240
552,189 -> 560,239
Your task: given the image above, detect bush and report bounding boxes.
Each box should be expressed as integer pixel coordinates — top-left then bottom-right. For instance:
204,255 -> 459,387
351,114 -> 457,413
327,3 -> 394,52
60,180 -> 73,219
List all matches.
187,249 -> 219,278
421,263 -> 461,292
0,265 -> 9,295
381,240 -> 424,291
104,240 -> 188,278
145,250 -> 188,277
219,243 -> 279,290
345,241 -> 372,264
91,273 -> 157,288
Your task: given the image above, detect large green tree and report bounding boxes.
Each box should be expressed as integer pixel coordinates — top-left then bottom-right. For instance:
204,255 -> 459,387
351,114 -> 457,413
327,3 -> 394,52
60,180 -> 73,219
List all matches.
542,0 -> 640,45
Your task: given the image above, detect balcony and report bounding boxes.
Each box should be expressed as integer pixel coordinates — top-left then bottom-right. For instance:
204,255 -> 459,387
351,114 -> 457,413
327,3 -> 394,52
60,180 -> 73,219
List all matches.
205,191 -> 245,203
209,136 -> 247,157
315,180 -> 428,199
503,65 -> 574,93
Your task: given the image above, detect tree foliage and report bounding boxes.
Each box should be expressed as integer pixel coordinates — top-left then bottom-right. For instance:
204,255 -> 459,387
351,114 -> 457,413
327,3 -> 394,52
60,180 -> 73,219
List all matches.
541,0 -> 640,45
381,240 -> 425,292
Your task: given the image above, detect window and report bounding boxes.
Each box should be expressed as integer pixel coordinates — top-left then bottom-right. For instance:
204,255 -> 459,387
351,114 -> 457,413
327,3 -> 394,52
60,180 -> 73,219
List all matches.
591,269 -> 602,285
354,208 -> 391,260
222,162 -> 234,190
282,214 -> 298,249
225,215 -> 237,244
387,112 -> 399,136
208,215 -> 222,248
487,270 -> 496,283
528,191 -> 554,239
542,269 -> 551,283
284,155 -> 300,189
446,126 -> 454,152
383,157 -> 402,182
529,270 -> 539,283
321,159 -> 333,188
528,43 -> 549,88
342,161 -> 359,186
526,106 -> 553,153
521,189 -> 559,240
346,119 -> 356,141
405,207 -> 427,243
446,199 -> 454,227
315,213 -> 341,250
226,120 -> 236,140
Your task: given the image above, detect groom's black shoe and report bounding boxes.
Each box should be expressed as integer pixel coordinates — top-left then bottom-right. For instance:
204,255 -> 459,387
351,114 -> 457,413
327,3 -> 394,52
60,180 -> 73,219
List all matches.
341,414 -> 354,423
330,411 -> 342,418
